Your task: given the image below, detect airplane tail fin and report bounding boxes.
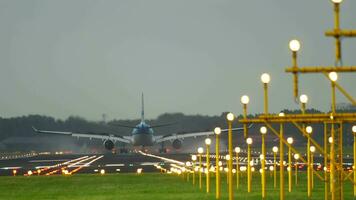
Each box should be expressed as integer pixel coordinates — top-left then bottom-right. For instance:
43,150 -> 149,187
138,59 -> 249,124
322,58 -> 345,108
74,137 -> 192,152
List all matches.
141,93 -> 145,122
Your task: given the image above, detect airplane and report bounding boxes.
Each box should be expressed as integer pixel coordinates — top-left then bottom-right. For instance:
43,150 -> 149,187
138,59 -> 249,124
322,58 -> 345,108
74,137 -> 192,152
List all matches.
32,94 -> 249,153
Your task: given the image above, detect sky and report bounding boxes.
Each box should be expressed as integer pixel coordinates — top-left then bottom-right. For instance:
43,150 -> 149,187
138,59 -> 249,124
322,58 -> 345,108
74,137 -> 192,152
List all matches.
0,0 -> 355,121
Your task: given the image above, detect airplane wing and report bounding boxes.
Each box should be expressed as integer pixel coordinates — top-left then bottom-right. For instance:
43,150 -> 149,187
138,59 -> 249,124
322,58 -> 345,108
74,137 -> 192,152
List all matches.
32,127 -> 131,144
155,125 -> 252,143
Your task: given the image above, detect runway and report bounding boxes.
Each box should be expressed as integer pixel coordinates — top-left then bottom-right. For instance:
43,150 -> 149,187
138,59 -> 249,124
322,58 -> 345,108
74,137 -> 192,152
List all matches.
0,152 -> 191,176
0,151 -> 353,177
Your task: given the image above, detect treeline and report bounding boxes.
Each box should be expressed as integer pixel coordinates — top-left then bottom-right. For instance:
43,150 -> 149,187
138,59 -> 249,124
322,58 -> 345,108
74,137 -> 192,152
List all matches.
0,108 -> 354,151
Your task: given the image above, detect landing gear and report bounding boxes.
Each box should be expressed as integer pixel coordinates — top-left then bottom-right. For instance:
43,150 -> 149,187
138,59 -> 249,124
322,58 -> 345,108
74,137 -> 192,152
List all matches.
119,143 -> 129,154
119,148 -> 129,154
159,142 -> 167,153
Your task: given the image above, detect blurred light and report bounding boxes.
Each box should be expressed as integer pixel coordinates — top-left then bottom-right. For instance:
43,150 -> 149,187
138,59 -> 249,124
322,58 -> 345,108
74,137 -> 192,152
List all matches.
214,127 -> 221,135
198,147 -> 204,154
191,155 -> 197,161
227,113 -> 235,121
272,146 -> 278,153
289,39 -> 301,52
235,147 -> 241,153
205,138 -> 212,145
100,169 -> 105,175
261,73 -> 271,84
306,126 -> 313,134
241,95 -> 250,104
329,72 -> 338,82
287,137 -> 294,144
260,126 -> 267,134
246,137 -> 253,145
300,94 -> 308,104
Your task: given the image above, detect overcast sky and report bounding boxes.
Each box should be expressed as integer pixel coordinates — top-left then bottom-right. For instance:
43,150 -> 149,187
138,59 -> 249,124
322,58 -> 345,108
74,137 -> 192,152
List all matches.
0,0 -> 355,121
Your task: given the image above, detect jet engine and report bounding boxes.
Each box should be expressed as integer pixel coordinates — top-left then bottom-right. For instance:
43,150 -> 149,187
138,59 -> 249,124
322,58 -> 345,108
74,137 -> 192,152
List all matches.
103,140 -> 115,150
172,139 -> 182,149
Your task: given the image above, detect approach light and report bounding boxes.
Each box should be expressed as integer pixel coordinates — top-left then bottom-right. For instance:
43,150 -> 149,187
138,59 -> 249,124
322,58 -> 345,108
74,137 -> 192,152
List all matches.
294,154 -> 300,160
261,73 -> 271,84
205,138 -> 211,145
246,137 -> 253,145
289,39 -> 301,52
198,147 -> 204,154
260,126 -> 267,134
272,146 -> 278,153
279,112 -> 285,117
192,155 -> 197,161
225,154 -> 231,161
352,125 -> 356,133
331,0 -> 343,4
100,169 -> 105,175
300,94 -> 308,104
328,137 -> 333,144
227,113 -> 234,121
329,72 -> 338,82
241,95 -> 250,105
306,126 -> 313,134
287,137 -> 294,144
310,146 -> 316,153
235,147 -> 241,153
214,127 -> 221,135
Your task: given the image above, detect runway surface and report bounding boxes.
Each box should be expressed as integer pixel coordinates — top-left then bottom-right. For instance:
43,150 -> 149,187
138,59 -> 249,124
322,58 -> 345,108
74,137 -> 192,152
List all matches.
0,152 -> 191,176
0,152 -> 352,176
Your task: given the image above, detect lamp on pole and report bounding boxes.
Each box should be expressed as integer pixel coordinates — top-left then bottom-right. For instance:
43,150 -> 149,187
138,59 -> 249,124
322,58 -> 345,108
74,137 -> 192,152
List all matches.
241,95 -> 250,139
214,127 -> 221,199
192,155 -> 197,186
226,113 -> 234,200
186,162 -> 191,182
246,137 -> 253,193
278,112 -> 285,200
198,147 -> 204,190
260,126 -> 267,199
272,146 -> 278,188
294,154 -> 300,186
261,73 -> 271,115
289,39 -> 301,100
310,146 -> 316,190
306,125 -> 313,197
205,138 -> 211,193
235,147 -> 241,189
287,137 -> 294,192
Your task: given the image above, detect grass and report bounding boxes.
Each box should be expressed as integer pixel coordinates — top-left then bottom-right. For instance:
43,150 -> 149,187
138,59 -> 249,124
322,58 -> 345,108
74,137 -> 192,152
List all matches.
0,172 -> 354,200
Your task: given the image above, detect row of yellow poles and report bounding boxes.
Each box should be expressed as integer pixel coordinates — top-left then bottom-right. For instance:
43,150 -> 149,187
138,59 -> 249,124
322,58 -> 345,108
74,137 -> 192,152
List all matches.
173,121 -> 356,200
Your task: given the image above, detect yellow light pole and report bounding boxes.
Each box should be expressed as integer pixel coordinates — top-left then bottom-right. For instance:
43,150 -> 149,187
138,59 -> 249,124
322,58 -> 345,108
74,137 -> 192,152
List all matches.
198,147 -> 204,190
235,147 -> 241,189
246,137 -> 253,193
331,0 -> 343,65
294,154 -> 300,186
214,127 -> 222,199
260,126 -> 267,199
289,39 -> 301,100
225,155 -> 230,184
287,137 -> 293,192
192,155 -> 197,186
305,124 -> 313,198
261,73 -> 271,115
186,161 -> 191,182
205,138 -> 212,193
226,113 -> 235,200
272,146 -> 278,189
310,146 -> 316,190
278,112 -> 285,200
353,125 -> 356,197
328,71 -> 338,200
241,95 -> 250,139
